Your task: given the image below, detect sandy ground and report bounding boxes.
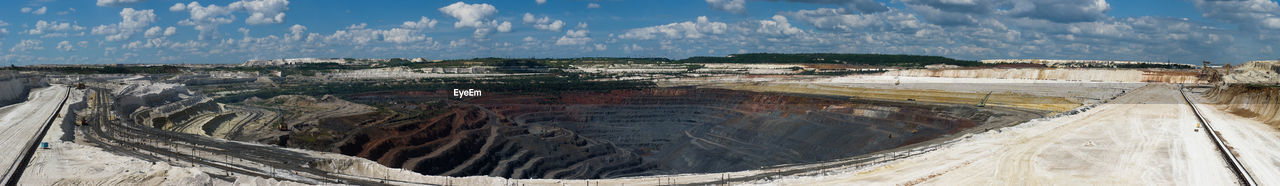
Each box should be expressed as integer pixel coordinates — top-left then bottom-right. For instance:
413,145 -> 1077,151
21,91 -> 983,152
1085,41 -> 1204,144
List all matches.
0,86 -> 67,178
762,84 -> 1238,185
1191,92 -> 1280,185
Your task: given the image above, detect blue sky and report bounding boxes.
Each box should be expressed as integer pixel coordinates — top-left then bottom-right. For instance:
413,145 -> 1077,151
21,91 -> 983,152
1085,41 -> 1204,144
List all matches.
1,0 -> 1279,65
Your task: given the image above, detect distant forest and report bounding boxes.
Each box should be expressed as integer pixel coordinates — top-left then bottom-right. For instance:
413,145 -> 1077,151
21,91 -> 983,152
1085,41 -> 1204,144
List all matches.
677,53 -> 983,67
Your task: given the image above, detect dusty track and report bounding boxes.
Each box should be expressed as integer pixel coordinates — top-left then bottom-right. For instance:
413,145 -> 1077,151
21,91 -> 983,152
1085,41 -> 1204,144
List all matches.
1,86 -> 69,186
1182,85 -> 1257,185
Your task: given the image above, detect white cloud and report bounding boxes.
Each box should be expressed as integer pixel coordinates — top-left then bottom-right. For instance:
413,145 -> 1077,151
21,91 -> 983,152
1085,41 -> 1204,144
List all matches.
172,0 -> 291,39
536,0 -> 547,5
10,39 -> 43,52
587,3 -> 601,9
556,24 -> 591,45
23,6 -> 48,15
1008,0 -> 1110,23
402,16 -> 439,30
92,8 -> 157,42
169,3 -> 187,11
619,16 -> 729,40
523,13 -> 565,31
440,2 -> 511,38
287,24 -> 306,40
173,2 -> 235,39
380,28 -> 427,43
57,8 -> 76,15
144,26 -> 176,38
786,8 -> 927,33
318,15 -> 444,45
440,2 -> 499,28
164,26 -> 177,36
98,0 -> 146,7
233,0 -> 290,25
755,15 -> 803,36
706,0 -> 746,13
0,20 -> 8,27
497,21 -> 513,32
1192,0 -> 1280,29
57,41 -> 73,51
25,20 -> 86,36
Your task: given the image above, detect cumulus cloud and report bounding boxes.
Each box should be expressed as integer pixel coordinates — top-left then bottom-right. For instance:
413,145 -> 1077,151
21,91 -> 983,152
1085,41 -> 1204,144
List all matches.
92,8 -> 156,42
440,2 -> 499,28
57,41 -> 74,51
402,16 -> 439,30
1008,0 -> 1110,23
619,16 -> 729,40
1192,0 -> 1280,29
587,3 -> 601,9
97,0 -> 146,7
755,15 -> 804,36
144,26 -> 177,38
536,0 -> 547,5
523,13 -> 565,31
22,6 -> 48,15
320,15 -> 445,45
25,20 -> 86,36
287,24 -> 306,40
439,2 -> 510,38
786,8 -> 928,33
556,28 -> 591,45
764,0 -> 887,13
706,0 -> 746,13
171,0 -> 291,40
235,0 -> 290,25
10,39 -> 43,52
0,20 -> 8,27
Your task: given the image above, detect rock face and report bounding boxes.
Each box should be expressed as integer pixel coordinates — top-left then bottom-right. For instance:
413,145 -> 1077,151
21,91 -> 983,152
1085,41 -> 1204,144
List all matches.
0,70 -> 45,106
1224,60 -> 1280,84
334,88 -> 1035,179
882,68 -> 1200,83
1208,85 -> 1280,127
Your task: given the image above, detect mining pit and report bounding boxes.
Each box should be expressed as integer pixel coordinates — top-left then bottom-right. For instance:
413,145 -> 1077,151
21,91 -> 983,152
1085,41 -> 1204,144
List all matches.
325,88 -> 1044,179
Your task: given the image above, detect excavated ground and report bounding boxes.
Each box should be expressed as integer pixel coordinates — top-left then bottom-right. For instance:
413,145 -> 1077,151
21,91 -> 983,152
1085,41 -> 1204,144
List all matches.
329,88 -> 1044,179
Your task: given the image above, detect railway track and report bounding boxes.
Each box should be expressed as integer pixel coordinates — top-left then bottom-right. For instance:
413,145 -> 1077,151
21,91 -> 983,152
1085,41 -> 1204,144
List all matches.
1,86 -> 70,186
1179,84 -> 1257,186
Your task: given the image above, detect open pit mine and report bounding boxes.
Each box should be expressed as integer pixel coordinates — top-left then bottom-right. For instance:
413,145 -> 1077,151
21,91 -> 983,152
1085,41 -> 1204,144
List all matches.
2,55 -> 1279,185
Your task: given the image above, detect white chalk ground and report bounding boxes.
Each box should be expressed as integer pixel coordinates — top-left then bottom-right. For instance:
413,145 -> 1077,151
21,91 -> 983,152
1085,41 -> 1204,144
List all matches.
1191,93 -> 1280,185
0,86 -> 67,178
819,76 -> 1143,103
759,84 -> 1238,185
18,88 -> 304,185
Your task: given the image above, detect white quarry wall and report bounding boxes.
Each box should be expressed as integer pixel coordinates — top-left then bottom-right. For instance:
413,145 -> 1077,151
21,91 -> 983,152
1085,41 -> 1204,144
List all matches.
0,78 -> 27,105
881,68 -> 1199,83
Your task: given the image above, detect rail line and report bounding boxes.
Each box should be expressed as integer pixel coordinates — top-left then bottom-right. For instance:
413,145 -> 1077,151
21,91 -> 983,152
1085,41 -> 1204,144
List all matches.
1179,84 -> 1257,186
1,86 -> 71,186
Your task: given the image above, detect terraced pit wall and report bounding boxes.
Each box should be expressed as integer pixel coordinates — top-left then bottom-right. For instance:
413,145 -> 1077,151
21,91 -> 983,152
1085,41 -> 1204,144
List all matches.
1207,85 -> 1280,127
332,88 -> 1042,179
882,68 -> 1200,83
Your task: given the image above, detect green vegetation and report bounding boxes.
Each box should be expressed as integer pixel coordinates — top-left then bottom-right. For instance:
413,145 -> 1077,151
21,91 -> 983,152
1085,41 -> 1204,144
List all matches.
677,53 -> 983,67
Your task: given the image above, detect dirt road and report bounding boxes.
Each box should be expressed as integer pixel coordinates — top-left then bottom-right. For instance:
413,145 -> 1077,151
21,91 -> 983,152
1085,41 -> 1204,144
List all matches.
0,86 -> 68,182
